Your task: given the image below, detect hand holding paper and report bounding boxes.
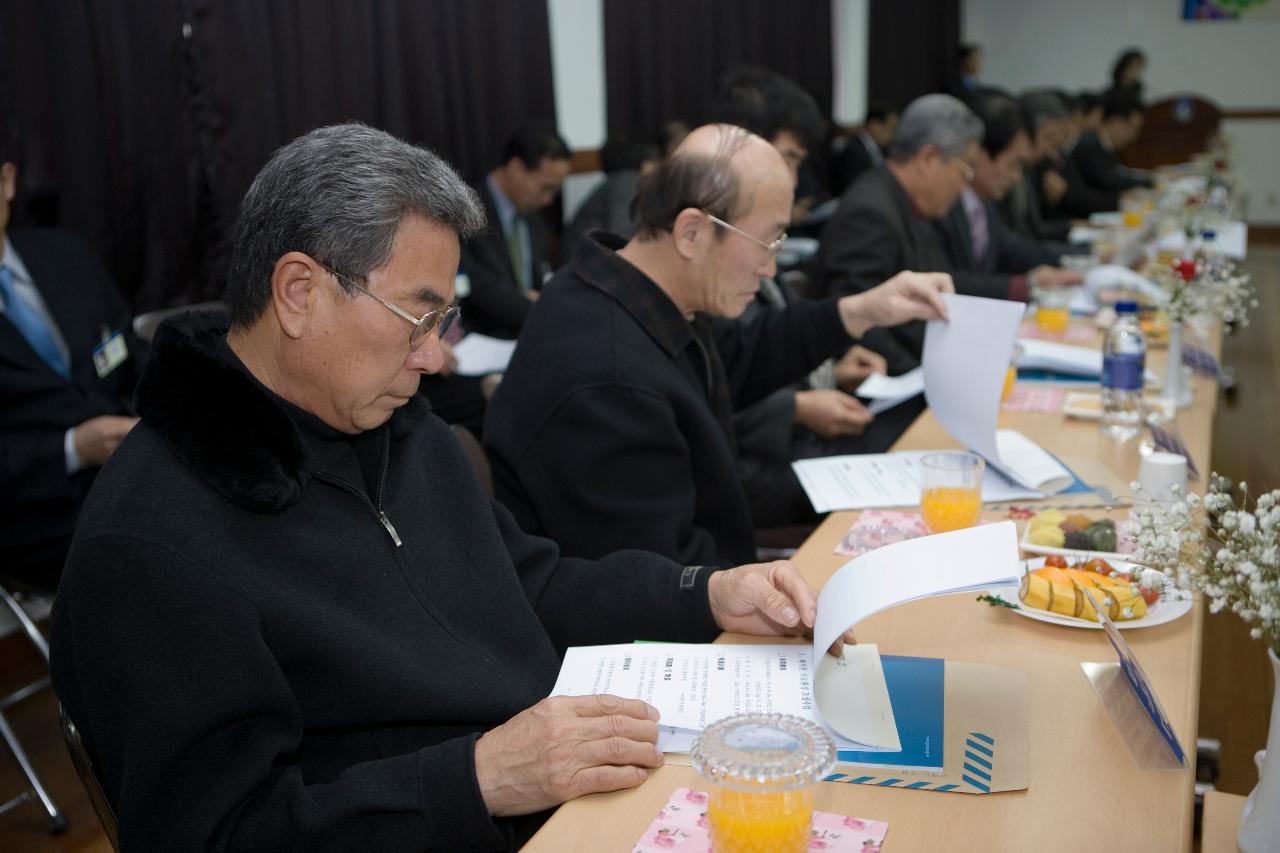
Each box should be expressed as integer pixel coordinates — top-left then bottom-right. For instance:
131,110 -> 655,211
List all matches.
838,270 -> 954,338
550,523 -> 1021,756
708,560 -> 860,654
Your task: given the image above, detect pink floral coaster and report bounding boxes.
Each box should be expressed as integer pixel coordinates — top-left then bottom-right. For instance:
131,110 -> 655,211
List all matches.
1001,385 -> 1065,413
835,510 -> 928,557
1018,321 -> 1096,344
632,788 -> 888,852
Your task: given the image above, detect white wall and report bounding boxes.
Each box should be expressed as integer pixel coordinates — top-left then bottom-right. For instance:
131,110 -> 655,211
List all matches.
832,0 -> 870,125
962,0 -> 1280,223
547,0 -> 606,150
547,0 -> 607,221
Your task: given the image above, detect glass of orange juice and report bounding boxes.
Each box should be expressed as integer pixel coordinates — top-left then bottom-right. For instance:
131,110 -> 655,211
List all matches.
920,451 -> 984,533
691,714 -> 835,853
1032,285 -> 1071,334
1002,344 -> 1022,403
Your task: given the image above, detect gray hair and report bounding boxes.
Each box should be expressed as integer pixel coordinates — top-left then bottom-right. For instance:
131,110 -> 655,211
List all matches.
1017,90 -> 1070,132
888,94 -> 984,162
225,122 -> 486,327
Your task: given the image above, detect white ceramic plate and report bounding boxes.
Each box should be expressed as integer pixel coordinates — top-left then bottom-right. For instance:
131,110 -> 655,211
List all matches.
1061,391 -> 1177,422
1019,519 -> 1130,562
985,557 -> 1192,630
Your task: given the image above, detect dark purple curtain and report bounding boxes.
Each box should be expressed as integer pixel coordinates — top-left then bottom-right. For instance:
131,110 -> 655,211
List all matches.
0,0 -> 556,311
868,0 -> 961,111
603,0 -> 833,142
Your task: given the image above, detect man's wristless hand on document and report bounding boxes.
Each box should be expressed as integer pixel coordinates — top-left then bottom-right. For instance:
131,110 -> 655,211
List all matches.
474,693 -> 664,816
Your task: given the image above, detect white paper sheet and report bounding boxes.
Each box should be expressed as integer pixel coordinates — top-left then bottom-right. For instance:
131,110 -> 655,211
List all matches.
1016,338 -> 1158,384
551,525 -> 1021,754
919,295 -> 1077,494
811,522 -> 1020,666
791,450 -> 1042,512
550,642 -> 897,752
1153,220 -> 1248,260
1083,264 -> 1169,305
1068,225 -> 1107,244
855,367 -> 924,414
451,334 -> 516,376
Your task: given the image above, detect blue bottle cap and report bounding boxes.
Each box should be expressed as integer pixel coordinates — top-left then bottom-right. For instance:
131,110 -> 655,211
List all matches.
1115,300 -> 1139,314
1201,229 -> 1217,239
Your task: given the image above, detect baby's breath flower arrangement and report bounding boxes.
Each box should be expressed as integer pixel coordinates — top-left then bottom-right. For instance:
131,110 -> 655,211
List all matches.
1129,475 -> 1280,652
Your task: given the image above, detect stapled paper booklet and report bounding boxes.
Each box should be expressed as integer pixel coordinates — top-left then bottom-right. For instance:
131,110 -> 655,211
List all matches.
549,523 -> 1020,765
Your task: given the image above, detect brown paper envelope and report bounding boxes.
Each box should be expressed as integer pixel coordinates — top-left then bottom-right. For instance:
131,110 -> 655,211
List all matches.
826,661 -> 1029,794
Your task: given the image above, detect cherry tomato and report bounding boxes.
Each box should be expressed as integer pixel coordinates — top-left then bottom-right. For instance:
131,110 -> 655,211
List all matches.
1084,558 -> 1113,576
1045,555 -> 1068,568
1141,587 -> 1160,605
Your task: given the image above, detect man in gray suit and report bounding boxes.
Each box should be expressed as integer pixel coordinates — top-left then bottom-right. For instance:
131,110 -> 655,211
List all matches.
935,94 -> 1081,291
813,95 -> 1003,374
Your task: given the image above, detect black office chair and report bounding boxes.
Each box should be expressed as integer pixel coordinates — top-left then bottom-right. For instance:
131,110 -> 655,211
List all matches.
58,705 -> 118,851
132,300 -> 228,343
0,581 -> 67,833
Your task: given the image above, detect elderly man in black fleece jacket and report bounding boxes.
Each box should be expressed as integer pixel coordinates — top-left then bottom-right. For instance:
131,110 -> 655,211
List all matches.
49,123 -> 855,853
485,124 -> 954,567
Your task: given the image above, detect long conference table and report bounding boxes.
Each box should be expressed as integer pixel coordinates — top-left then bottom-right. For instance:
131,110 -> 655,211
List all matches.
525,324 -> 1218,852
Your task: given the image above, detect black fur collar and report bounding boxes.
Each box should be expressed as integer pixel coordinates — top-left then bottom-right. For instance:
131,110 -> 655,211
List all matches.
134,312 -> 431,512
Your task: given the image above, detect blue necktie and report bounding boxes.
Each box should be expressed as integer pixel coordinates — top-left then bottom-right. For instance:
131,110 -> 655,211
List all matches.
0,264 -> 71,378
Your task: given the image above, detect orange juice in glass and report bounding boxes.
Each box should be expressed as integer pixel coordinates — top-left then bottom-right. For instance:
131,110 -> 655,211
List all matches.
920,451 -> 984,533
1033,286 -> 1071,334
1002,360 -> 1018,402
691,714 -> 835,853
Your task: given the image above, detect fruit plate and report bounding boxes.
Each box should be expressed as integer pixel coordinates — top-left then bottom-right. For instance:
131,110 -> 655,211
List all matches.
1019,521 -> 1130,562
984,557 -> 1193,630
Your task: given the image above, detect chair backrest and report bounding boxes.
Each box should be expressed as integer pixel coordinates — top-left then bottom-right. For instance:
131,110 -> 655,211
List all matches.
132,301 -> 229,344
58,705 -> 119,852
450,424 -> 493,498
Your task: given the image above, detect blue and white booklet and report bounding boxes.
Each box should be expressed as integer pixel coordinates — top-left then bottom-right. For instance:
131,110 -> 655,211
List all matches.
549,523 -> 1020,764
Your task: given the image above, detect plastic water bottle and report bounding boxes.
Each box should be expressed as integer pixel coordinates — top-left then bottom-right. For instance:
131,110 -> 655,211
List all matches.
1100,300 -> 1146,440
1199,229 -> 1225,274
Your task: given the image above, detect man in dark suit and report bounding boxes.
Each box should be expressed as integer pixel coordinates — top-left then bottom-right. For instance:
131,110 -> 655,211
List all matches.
944,44 -> 984,103
484,125 -> 952,567
1070,89 -> 1154,196
421,124 -> 570,435
459,124 -> 570,339
830,101 -> 898,198
937,94 -> 1082,289
0,127 -> 142,588
812,94 -> 1030,375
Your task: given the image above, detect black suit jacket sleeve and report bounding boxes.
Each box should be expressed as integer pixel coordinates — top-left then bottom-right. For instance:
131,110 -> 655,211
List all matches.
1071,135 -> 1153,193
990,201 -> 1058,272
1,228 -> 143,568
814,198 -> 920,372
504,383 -> 727,566
497,498 -> 720,652
732,389 -> 796,463
459,230 -> 533,338
712,299 -> 852,411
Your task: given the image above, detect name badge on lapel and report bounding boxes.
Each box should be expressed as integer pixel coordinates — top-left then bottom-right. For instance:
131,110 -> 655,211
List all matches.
92,326 -> 129,378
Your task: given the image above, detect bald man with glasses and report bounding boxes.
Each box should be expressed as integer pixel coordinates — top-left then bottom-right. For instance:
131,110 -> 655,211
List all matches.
484,124 -> 952,568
